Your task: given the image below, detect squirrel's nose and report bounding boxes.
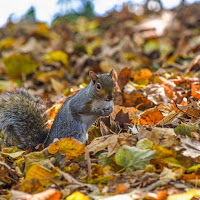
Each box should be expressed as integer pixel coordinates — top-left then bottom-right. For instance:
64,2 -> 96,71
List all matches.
105,95 -> 113,101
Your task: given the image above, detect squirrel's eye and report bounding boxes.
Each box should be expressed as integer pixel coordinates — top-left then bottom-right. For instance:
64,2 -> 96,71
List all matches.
96,83 -> 101,90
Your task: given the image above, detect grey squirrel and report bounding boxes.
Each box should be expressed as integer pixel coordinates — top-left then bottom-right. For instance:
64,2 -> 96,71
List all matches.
0,70 -> 115,149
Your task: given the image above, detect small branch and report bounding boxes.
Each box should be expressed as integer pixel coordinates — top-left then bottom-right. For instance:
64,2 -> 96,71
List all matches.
185,54 -> 200,75
175,103 -> 200,119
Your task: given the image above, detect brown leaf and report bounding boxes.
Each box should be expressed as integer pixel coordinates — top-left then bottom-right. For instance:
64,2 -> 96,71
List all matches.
100,116 -> 120,133
123,92 -> 154,109
111,105 -> 140,124
85,134 -> 120,157
115,109 -> 132,128
118,67 -> 132,89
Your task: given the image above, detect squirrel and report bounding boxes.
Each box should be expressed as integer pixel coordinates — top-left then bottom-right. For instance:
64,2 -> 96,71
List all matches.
0,70 -> 115,150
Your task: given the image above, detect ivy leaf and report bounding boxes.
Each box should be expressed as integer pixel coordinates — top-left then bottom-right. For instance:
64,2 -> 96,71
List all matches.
115,145 -> 156,171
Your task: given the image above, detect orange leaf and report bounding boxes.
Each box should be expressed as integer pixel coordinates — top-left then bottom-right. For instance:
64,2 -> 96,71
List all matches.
182,173 -> 200,180
191,84 -> 200,99
28,188 -> 62,200
162,84 -> 176,100
123,92 -> 154,109
48,143 -> 59,154
140,106 -> 164,126
133,68 -> 152,85
115,183 -> 128,194
156,190 -> 167,200
48,138 -> 85,160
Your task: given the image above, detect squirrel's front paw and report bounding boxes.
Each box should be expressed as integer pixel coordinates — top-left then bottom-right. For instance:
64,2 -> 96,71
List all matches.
102,107 -> 113,116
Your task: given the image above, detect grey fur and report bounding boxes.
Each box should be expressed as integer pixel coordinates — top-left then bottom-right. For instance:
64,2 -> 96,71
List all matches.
0,88 -> 48,149
45,73 -> 114,146
0,73 -> 114,149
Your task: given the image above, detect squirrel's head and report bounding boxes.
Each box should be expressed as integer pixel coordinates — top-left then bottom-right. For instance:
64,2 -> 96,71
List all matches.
89,69 -> 115,101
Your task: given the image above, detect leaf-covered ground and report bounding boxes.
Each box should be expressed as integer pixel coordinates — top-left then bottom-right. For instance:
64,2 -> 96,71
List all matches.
1,3 -> 200,200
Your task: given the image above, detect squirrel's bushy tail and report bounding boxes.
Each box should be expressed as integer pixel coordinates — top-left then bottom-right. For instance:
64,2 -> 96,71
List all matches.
0,88 -> 48,149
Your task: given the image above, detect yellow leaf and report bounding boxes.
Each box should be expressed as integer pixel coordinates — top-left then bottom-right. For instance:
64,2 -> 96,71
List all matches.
66,191 -> 90,200
48,138 -> 85,160
86,38 -> 102,55
35,70 -> 63,83
1,150 -> 25,159
44,50 -> 69,68
18,179 -> 44,193
3,53 -> 38,78
23,160 -> 57,186
35,22 -> 49,37
167,189 -> 200,200
0,37 -> 15,50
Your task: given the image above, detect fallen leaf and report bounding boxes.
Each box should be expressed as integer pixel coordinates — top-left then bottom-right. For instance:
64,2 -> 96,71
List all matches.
48,138 -> 85,160
115,183 -> 129,195
85,134 -> 120,157
168,189 -> 200,200
111,105 -> 139,124
66,191 -> 90,200
3,53 -> 38,78
174,136 -> 200,158
24,152 -> 46,173
140,106 -> 164,126
174,123 -> 197,136
115,109 -> 132,129
0,37 -> 15,50
123,92 -> 154,109
23,160 -> 57,186
133,68 -> 153,85
44,50 -> 69,68
115,145 -> 156,171
10,188 -> 61,200
136,138 -> 154,150
118,67 -> 132,89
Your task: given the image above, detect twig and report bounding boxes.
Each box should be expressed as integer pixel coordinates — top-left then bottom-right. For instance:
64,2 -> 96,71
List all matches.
185,54 -> 200,75
175,103 -> 200,119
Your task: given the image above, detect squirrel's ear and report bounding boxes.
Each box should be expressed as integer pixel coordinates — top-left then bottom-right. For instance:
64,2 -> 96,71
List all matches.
109,69 -> 114,78
89,71 -> 98,84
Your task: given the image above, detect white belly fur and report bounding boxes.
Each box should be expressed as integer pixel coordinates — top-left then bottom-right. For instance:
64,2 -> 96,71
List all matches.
92,99 -> 113,109
80,100 -> 113,141
80,114 -> 97,141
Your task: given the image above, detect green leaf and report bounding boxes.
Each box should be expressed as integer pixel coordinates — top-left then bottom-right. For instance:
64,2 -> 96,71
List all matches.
3,53 -> 38,78
143,40 -> 158,54
24,152 -> 45,173
136,138 -> 153,150
1,151 -> 25,159
98,152 -> 113,167
115,145 -> 156,171
174,123 -> 197,136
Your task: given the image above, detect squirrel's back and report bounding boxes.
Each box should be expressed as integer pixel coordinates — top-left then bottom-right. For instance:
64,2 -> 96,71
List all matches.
0,88 -> 48,149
